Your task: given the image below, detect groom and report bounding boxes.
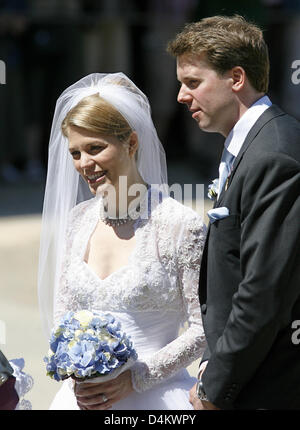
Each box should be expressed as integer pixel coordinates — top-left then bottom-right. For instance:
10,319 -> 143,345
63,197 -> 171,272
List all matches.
168,15 -> 300,409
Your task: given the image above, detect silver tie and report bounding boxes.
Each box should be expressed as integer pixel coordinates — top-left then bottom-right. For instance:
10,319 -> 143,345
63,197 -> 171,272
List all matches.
217,147 -> 235,197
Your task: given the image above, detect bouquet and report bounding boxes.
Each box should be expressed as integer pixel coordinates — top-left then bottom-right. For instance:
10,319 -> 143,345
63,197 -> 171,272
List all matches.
44,310 -> 137,382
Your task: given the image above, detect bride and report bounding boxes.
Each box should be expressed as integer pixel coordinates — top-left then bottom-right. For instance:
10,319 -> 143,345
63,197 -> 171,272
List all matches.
38,73 -> 206,410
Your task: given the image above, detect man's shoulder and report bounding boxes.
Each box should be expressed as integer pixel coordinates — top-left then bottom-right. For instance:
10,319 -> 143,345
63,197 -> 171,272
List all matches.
248,105 -> 300,161
260,104 -> 299,132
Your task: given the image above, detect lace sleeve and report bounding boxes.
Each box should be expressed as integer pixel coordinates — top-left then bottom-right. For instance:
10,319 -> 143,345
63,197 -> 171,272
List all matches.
131,209 -> 207,392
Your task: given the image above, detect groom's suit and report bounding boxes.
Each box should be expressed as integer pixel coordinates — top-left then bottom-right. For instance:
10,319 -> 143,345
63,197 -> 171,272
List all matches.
199,105 -> 300,409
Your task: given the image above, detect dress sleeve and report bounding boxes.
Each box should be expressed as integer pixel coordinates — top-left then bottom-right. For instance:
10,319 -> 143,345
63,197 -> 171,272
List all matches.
131,210 -> 207,392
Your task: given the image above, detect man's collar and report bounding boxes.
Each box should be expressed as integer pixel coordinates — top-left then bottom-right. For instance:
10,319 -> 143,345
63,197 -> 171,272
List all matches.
225,95 -> 272,157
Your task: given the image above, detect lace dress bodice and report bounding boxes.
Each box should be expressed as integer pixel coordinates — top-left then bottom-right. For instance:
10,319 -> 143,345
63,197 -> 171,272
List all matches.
54,189 -> 207,392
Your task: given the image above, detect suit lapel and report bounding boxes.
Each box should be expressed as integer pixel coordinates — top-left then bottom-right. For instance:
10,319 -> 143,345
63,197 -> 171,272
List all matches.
199,105 -> 286,299
216,104 -> 285,207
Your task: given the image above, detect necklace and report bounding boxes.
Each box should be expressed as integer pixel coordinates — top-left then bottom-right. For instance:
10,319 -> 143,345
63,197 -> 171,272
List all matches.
99,188 -> 149,227
99,203 -> 141,227
100,213 -> 135,227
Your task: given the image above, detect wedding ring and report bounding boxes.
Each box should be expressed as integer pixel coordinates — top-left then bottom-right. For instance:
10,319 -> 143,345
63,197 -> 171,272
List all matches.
102,394 -> 108,403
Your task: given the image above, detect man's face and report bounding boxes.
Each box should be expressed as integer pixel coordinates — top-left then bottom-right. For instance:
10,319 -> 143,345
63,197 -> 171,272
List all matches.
176,53 -> 238,137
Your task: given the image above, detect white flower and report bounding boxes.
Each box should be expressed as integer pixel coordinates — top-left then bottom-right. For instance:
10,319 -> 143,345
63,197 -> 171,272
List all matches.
74,310 -> 94,328
208,178 -> 219,200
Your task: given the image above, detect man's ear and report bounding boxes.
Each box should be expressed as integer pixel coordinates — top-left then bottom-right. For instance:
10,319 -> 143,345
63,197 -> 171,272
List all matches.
128,131 -> 139,158
230,66 -> 246,92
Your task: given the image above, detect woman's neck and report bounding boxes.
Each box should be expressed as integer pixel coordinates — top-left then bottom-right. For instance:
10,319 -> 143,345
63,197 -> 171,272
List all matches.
100,176 -> 148,219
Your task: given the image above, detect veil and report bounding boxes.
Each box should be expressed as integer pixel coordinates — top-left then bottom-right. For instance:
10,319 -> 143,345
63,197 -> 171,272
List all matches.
38,73 -> 168,337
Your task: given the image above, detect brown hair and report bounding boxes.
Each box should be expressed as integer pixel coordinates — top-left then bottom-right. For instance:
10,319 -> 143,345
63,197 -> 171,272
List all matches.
61,93 -> 132,142
167,15 -> 269,93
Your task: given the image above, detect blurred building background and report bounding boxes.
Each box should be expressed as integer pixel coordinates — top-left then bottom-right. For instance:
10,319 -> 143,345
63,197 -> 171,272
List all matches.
0,0 -> 299,197
0,0 -> 299,409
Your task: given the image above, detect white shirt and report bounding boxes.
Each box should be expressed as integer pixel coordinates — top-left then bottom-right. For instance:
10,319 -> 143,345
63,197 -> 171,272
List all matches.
225,95 -> 272,158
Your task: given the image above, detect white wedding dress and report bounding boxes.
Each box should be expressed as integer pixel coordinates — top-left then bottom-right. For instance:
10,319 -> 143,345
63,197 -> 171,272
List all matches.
49,188 -> 206,410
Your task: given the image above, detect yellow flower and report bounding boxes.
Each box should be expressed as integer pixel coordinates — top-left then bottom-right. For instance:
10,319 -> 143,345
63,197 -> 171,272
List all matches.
47,349 -> 54,358
54,327 -> 63,338
104,334 -> 115,343
74,329 -> 84,339
104,352 -> 111,361
74,310 -> 93,328
69,339 -> 81,349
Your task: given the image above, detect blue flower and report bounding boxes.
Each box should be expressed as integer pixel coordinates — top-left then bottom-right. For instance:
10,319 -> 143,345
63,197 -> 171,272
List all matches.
44,310 -> 138,381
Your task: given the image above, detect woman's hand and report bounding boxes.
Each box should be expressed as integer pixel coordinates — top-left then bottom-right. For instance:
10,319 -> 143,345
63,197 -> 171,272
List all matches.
74,370 -> 134,410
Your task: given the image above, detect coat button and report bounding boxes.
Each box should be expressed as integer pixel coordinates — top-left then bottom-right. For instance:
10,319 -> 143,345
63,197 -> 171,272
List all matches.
201,304 -> 207,314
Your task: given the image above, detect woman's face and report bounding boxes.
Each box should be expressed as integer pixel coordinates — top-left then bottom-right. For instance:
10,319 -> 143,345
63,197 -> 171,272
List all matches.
68,125 -> 137,196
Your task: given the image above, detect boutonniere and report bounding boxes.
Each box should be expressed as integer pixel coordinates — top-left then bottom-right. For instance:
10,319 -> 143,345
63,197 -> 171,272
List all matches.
207,178 -> 219,200
224,170 -> 234,191
224,177 -> 229,191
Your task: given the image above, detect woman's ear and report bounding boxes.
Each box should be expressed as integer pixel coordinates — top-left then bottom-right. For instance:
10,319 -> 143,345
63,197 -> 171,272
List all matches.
128,131 -> 139,158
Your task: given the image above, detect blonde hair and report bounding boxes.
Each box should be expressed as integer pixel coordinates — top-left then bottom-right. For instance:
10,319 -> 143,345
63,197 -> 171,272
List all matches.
167,15 -> 269,93
61,93 -> 132,142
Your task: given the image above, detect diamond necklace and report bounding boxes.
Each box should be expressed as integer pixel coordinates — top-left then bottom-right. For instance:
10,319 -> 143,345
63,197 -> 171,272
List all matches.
99,189 -> 148,227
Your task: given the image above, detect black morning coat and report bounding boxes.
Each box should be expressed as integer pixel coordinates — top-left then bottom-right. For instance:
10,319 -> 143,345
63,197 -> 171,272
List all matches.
199,105 -> 300,410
